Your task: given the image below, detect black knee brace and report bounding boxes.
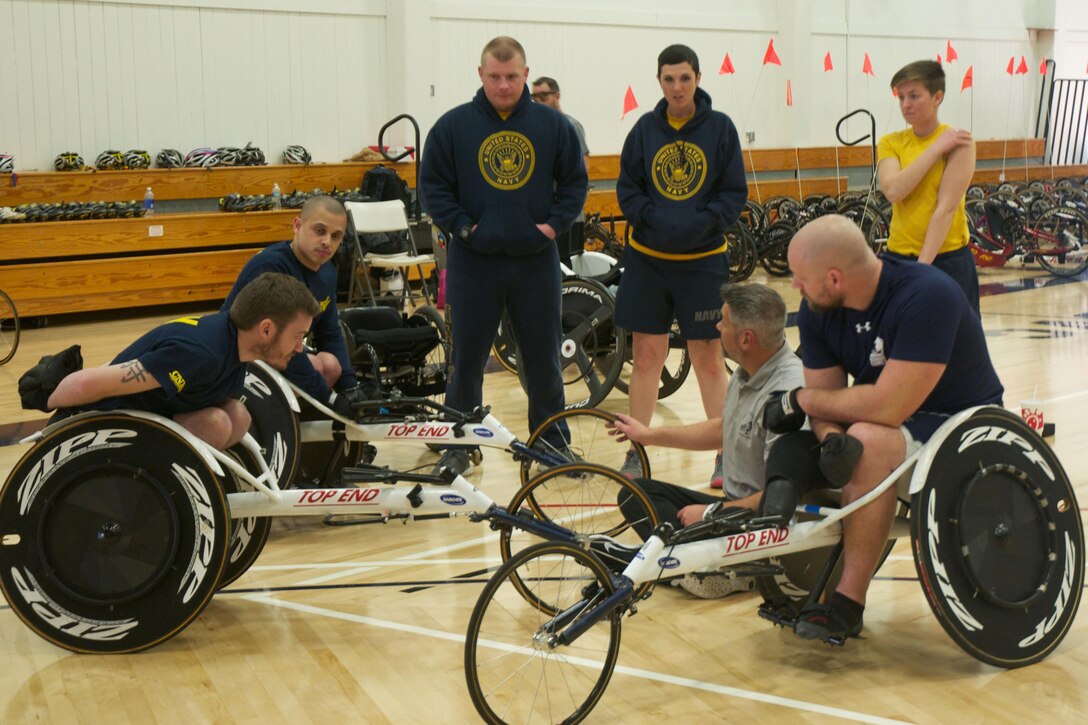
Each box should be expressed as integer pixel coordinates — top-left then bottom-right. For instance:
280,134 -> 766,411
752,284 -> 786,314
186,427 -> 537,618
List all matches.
760,431 -> 830,519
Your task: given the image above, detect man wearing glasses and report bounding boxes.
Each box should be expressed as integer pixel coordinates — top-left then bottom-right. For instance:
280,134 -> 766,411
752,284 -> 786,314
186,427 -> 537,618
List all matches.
532,76 -> 589,267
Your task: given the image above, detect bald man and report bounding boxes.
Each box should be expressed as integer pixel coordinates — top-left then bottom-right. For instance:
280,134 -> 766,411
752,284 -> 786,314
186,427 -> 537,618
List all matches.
766,214 -> 1002,642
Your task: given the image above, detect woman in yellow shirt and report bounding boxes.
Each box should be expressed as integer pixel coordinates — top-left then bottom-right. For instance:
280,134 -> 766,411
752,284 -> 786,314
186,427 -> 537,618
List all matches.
877,60 -> 979,314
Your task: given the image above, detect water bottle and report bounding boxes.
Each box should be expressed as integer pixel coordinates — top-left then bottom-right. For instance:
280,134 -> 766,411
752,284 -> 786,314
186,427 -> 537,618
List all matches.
143,186 -> 155,216
272,183 -> 282,209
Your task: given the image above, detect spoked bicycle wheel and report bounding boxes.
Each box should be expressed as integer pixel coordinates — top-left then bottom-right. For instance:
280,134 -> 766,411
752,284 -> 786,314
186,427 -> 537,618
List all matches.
0,289 -> 19,366
1032,206 -> 1088,277
465,540 -> 623,724
501,462 -> 659,599
520,408 -> 650,484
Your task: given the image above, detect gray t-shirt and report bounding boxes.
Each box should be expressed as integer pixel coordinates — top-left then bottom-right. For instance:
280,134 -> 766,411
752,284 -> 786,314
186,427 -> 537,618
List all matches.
565,114 -> 589,223
721,342 -> 805,501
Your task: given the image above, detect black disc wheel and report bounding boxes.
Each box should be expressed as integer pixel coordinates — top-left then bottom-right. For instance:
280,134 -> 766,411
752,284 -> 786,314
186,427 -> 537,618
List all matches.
0,415 -> 229,653
613,322 -> 691,399
911,407 -> 1083,667
465,541 -> 623,724
507,278 -> 625,409
758,221 -> 795,276
520,408 -> 650,484
217,445 -> 272,589
0,289 -> 19,366
242,363 -> 301,490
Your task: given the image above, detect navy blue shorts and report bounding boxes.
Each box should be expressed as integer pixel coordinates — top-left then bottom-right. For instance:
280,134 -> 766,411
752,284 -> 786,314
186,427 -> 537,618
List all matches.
614,247 -> 729,340
901,410 -> 955,452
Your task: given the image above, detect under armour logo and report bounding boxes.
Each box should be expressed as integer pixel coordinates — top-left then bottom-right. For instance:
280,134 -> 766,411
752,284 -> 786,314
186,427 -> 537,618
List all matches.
855,322 -> 872,333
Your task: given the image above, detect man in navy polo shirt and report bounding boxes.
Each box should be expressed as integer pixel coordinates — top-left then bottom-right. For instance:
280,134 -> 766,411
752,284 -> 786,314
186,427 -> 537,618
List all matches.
43,272 -> 320,449
763,214 -> 1003,642
222,194 -> 358,409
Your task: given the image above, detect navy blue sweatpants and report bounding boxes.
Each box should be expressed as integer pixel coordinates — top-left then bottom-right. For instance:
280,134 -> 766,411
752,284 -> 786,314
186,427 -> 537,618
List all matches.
445,241 -> 566,439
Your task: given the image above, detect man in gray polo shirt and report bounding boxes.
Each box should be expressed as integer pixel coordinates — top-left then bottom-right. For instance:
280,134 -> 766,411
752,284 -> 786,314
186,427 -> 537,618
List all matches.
612,282 -> 803,540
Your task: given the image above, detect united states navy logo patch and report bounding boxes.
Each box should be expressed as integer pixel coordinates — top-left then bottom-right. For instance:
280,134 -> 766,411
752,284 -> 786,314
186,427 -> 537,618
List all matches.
478,132 -> 535,190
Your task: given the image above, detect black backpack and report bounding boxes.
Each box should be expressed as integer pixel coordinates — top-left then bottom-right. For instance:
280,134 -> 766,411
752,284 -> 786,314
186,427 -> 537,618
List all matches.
361,165 -> 411,208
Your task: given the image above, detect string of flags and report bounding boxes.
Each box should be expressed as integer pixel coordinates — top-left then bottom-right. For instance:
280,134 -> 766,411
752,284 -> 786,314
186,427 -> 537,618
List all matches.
621,37 -> 1063,116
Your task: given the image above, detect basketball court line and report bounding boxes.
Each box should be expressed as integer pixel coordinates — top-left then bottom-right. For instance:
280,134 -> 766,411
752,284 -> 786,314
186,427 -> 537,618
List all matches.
243,593 -> 911,724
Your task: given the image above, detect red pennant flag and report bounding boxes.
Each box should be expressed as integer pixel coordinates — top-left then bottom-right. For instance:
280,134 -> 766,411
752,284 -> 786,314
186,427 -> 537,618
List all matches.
1039,59 -> 1047,75
961,65 -> 973,93
823,51 -> 833,72
1006,56 -> 1015,75
762,38 -> 781,66
786,79 -> 793,107
946,40 -> 958,62
862,53 -> 875,76
1016,56 -> 1029,74
621,86 -> 638,119
719,53 -> 735,75
937,53 -> 942,64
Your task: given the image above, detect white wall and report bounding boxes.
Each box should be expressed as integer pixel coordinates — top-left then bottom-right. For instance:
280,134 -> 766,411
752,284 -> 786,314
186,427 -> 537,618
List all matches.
0,0 -> 1079,171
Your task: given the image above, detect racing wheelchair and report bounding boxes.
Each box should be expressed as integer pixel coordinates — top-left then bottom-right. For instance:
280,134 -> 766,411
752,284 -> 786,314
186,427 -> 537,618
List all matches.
462,406 -> 1084,723
0,362 -> 661,654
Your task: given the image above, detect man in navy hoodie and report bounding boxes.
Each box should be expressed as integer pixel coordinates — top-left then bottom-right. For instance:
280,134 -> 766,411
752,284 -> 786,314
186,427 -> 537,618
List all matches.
420,36 -> 588,477
615,44 -> 748,487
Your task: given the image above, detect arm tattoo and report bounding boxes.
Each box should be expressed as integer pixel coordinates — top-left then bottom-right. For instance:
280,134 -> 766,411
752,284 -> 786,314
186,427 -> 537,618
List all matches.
120,360 -> 149,384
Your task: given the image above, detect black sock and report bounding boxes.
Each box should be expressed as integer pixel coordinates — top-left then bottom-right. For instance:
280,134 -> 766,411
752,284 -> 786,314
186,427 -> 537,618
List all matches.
829,591 -> 865,626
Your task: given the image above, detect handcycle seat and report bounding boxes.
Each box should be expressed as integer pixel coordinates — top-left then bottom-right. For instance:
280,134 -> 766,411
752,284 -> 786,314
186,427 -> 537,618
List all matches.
340,306 -> 440,367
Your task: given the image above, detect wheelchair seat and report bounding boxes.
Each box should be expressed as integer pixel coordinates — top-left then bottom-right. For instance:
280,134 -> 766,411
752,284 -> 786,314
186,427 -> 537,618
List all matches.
339,305 -> 449,400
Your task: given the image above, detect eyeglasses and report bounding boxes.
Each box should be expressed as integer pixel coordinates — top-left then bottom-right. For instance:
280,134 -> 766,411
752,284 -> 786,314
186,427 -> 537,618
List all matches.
530,91 -> 556,101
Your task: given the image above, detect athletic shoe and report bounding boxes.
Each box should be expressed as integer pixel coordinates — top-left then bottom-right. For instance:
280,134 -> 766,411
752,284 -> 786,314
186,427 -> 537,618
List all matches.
795,600 -> 864,641
432,448 -> 475,478
534,442 -> 584,473
588,538 -> 640,570
619,449 -> 642,480
676,571 -> 755,599
709,451 -> 724,489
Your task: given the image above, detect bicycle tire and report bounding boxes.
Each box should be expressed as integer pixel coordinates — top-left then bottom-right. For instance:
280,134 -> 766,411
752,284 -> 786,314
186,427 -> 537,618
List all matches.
465,540 -> 623,724
0,289 -> 19,366
519,408 -> 650,484
1033,206 -> 1088,277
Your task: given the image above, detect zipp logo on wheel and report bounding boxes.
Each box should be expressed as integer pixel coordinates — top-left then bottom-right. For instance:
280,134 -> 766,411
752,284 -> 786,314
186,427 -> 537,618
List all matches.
10,566 -> 138,641
173,464 -> 218,604
18,429 -> 137,515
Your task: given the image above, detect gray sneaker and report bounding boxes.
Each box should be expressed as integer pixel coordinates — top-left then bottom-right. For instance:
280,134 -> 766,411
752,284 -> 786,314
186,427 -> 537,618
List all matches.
710,451 -> 724,490
619,449 -> 642,480
676,571 -> 755,599
534,443 -> 584,473
432,448 -> 475,478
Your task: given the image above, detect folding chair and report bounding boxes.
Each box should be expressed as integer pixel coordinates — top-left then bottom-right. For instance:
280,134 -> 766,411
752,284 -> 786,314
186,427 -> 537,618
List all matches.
344,200 -> 436,308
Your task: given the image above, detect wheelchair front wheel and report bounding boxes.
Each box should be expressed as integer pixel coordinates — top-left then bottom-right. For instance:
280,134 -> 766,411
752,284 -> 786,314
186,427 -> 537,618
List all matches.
464,540 -> 622,725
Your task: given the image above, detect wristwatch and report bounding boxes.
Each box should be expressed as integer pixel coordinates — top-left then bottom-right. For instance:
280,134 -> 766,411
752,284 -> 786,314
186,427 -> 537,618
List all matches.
457,225 -> 472,242
703,500 -> 725,521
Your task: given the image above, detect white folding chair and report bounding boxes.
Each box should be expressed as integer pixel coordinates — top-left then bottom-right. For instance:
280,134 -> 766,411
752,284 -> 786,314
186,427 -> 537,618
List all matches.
344,200 -> 436,307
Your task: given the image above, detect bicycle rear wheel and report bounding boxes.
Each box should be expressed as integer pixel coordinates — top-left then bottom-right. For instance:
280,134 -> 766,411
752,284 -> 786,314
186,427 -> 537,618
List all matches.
464,541 -> 622,725
0,289 -> 19,366
1033,206 -> 1088,277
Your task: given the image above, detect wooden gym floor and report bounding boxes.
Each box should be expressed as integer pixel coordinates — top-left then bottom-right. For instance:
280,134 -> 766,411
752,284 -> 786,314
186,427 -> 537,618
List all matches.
0,265 -> 1086,723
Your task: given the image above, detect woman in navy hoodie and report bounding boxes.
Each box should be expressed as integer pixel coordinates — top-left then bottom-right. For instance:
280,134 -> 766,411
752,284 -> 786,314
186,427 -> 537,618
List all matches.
615,44 -> 748,486
420,36 -> 588,477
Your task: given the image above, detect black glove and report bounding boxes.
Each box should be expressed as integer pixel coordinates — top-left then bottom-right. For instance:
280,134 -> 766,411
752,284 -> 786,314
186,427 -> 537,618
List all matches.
18,345 -> 83,412
818,432 -> 864,487
328,385 -> 367,419
762,388 -> 806,433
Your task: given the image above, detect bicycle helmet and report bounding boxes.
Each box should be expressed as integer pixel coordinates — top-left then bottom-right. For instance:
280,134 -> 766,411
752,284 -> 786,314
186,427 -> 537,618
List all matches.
184,147 -> 220,168
156,148 -> 184,168
95,150 -> 124,170
123,149 -> 151,169
54,151 -> 85,171
0,154 -> 12,173
240,142 -> 266,166
282,145 -> 311,165
216,147 -> 242,167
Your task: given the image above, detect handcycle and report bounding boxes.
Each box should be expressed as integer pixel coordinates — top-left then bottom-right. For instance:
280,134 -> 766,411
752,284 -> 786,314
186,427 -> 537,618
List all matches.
463,405 -> 1084,723
967,194 -> 1088,277
0,361 -> 661,654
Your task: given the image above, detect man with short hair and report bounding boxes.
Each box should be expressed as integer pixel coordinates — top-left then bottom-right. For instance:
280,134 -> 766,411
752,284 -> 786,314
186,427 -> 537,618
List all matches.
615,43 -> 748,488
37,272 -> 321,449
532,75 -> 590,267
222,194 -> 359,416
878,60 -> 979,313
419,36 -> 588,476
763,214 -> 1003,641
610,283 -> 803,537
